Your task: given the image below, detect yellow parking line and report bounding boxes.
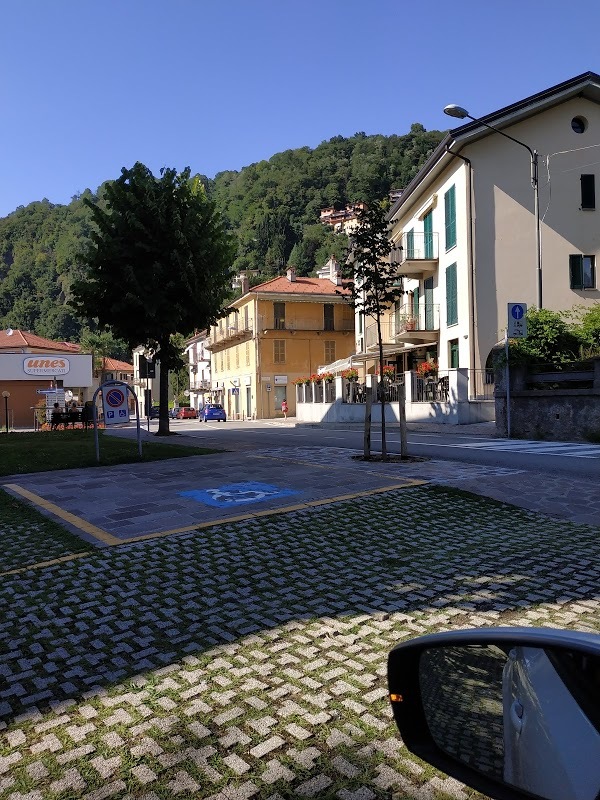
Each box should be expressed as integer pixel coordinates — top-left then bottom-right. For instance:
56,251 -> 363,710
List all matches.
0,551 -> 90,578
118,479 -> 427,545
3,484 -> 121,546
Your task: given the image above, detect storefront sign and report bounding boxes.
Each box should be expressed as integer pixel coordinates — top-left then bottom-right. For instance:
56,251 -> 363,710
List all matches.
23,357 -> 70,375
274,375 -> 287,385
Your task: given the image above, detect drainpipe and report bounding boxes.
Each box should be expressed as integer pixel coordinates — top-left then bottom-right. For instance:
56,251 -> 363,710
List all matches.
445,146 -> 476,386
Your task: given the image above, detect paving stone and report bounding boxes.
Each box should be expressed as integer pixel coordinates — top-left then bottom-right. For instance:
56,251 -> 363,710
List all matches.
131,764 -> 158,785
223,753 -> 251,775
296,774 -> 333,797
260,758 -> 295,784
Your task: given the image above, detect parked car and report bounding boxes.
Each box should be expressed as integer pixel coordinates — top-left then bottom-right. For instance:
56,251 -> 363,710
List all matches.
168,408 -> 179,419
148,406 -> 160,419
202,403 -> 227,422
176,406 -> 197,419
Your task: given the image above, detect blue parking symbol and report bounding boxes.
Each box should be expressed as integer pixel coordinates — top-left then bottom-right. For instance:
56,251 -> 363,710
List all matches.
180,481 -> 299,508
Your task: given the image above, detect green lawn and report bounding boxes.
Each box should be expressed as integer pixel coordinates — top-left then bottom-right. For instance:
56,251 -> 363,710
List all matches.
0,429 -> 222,477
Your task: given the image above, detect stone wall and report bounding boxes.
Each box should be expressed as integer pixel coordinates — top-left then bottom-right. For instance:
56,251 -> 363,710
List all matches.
495,359 -> 600,441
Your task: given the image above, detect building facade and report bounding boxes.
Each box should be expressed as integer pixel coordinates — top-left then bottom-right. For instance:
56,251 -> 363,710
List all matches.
185,330 -> 211,412
361,72 -> 600,391
207,264 -> 355,419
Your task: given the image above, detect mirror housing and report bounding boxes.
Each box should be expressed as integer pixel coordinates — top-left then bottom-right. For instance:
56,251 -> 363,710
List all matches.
388,627 -> 600,800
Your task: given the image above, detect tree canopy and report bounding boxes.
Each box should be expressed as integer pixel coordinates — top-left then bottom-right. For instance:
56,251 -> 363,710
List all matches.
0,126 -> 445,344
71,162 -> 235,432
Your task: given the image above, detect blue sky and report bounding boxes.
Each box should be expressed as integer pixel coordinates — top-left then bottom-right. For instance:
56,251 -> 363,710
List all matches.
1,0 -> 599,217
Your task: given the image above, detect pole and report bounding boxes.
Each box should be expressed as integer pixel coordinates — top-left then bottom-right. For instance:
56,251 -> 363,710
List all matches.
533,151 -> 542,309
505,329 -> 511,439
3,395 -> 8,434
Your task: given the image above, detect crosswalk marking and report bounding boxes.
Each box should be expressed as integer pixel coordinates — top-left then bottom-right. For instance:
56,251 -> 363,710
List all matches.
420,439 -> 600,459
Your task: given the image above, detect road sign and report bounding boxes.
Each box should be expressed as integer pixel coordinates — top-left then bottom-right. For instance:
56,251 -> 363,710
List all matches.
103,384 -> 130,425
508,303 -> 527,338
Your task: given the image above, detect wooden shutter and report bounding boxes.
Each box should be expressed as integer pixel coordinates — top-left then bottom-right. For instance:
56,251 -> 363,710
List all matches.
446,263 -> 458,325
445,186 -> 456,250
569,255 -> 583,290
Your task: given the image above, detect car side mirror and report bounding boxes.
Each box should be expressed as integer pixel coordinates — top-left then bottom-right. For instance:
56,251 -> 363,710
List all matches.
387,627 -> 600,800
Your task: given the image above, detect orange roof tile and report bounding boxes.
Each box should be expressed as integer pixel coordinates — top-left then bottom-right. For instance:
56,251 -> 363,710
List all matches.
102,357 -> 134,371
250,276 -> 351,296
0,330 -> 81,352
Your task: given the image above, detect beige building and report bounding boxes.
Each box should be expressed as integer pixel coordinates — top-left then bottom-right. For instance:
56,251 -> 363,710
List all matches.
367,71 -> 600,389
207,264 -> 355,419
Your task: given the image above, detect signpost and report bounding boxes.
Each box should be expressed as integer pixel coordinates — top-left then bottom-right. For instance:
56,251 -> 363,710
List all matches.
506,303 -> 528,438
93,380 -> 141,463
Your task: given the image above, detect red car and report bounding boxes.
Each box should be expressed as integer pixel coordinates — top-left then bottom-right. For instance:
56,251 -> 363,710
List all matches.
176,406 -> 197,419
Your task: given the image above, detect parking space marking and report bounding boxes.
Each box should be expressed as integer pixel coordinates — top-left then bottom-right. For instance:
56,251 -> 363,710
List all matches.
118,480 -> 427,545
3,483 -> 121,546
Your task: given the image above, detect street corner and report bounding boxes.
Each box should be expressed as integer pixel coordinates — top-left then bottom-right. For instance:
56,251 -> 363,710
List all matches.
179,481 -> 300,508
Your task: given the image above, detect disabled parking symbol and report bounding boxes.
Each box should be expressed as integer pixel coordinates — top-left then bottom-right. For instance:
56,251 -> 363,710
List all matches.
180,481 -> 299,508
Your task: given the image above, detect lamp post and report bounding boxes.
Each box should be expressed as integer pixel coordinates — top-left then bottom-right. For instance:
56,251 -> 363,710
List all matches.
444,104 -> 542,309
2,391 -> 10,434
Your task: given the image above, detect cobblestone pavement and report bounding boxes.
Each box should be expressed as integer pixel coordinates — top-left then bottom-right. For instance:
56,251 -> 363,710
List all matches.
1,476 -> 600,800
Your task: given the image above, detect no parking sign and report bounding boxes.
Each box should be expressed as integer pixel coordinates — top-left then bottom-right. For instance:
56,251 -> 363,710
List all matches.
103,385 -> 130,425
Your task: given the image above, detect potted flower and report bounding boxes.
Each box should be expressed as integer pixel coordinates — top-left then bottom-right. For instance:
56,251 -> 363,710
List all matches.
404,316 -> 417,331
376,365 -> 396,381
416,361 -> 438,378
321,372 -> 335,383
292,377 -> 310,386
310,373 -> 322,383
342,368 -> 359,381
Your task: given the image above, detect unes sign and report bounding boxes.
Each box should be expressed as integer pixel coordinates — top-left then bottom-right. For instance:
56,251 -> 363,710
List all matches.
23,357 -> 70,376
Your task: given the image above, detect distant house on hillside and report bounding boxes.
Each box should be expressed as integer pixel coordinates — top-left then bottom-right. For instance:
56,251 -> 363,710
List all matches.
319,203 -> 366,234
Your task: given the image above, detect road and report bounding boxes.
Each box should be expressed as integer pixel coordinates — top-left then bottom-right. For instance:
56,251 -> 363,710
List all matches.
150,418 -> 600,479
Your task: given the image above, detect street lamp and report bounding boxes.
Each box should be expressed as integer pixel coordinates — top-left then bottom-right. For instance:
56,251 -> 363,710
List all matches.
444,104 -> 542,309
2,391 -> 10,434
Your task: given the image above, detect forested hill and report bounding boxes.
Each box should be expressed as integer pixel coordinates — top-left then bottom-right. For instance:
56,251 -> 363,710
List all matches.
0,124 -> 445,342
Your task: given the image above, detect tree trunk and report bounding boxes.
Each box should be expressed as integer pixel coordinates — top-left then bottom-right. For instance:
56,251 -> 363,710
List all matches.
157,343 -> 170,436
376,313 -> 387,461
399,382 -> 408,458
364,386 -> 372,458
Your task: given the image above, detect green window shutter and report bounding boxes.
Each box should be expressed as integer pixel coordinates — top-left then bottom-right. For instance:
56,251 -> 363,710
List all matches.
446,263 -> 458,325
445,185 -> 456,250
406,228 -> 415,259
570,255 -> 583,289
412,287 -> 420,321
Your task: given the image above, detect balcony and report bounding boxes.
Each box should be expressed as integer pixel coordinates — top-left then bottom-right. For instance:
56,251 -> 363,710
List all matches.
207,319 -> 254,351
259,316 -> 355,333
390,231 -> 439,277
394,303 -> 439,343
365,320 -> 401,353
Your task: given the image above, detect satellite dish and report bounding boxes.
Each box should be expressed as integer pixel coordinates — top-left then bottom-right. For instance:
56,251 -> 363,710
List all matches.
6,328 -> 13,336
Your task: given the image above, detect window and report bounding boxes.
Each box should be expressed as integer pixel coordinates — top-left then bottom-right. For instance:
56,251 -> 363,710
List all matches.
274,340 -> 286,363
226,350 -> 230,370
324,304 -> 334,331
570,254 -> 596,289
449,338 -> 459,368
220,353 -> 224,371
244,306 -> 249,329
581,175 -> 595,209
325,341 -> 336,362
446,263 -> 458,325
245,342 -> 250,366
235,346 -> 239,369
274,302 -> 286,330
444,185 -> 456,250
406,228 -> 415,259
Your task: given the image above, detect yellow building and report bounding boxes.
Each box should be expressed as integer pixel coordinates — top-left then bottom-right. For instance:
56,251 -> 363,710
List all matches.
207,265 -> 355,419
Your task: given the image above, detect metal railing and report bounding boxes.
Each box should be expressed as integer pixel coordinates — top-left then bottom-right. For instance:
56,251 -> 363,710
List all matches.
411,371 -> 450,403
390,231 -> 439,264
469,369 -> 495,400
261,316 -> 354,332
342,378 -> 404,404
394,302 -> 440,334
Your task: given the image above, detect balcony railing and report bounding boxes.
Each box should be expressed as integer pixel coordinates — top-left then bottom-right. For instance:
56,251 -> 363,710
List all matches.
390,231 -> 439,264
208,319 -> 254,348
394,302 -> 440,335
260,316 -> 354,332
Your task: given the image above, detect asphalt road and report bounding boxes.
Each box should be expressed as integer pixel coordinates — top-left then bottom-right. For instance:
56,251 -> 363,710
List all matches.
152,418 -> 600,479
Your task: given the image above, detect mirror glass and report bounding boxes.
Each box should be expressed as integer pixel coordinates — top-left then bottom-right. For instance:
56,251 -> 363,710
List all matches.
418,644 -> 600,800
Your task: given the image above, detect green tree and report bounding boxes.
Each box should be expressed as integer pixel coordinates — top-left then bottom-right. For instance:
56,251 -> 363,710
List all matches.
80,328 -> 130,384
343,202 -> 406,460
71,162 -> 235,434
510,308 -> 581,365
